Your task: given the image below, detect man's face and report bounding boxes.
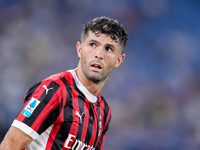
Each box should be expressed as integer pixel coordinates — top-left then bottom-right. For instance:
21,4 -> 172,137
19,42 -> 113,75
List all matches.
77,31 -> 125,83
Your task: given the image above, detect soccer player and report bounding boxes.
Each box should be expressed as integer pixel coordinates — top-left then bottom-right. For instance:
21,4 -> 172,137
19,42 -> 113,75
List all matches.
0,16 -> 128,150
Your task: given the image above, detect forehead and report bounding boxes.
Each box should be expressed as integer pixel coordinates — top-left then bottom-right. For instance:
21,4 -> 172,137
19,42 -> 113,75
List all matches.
84,31 -> 120,46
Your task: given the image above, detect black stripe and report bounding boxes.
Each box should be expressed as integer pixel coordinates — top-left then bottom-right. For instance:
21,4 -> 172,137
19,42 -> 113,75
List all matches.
101,96 -> 109,128
23,82 -> 41,104
84,102 -> 94,144
96,112 -> 111,149
102,113 -> 111,136
94,98 -> 101,146
38,81 -> 60,102
17,82 -> 41,116
50,77 -> 73,149
76,94 -> 85,139
37,98 -> 63,134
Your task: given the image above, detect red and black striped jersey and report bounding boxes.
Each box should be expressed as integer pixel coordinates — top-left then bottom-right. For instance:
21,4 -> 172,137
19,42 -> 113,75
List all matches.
12,69 -> 112,150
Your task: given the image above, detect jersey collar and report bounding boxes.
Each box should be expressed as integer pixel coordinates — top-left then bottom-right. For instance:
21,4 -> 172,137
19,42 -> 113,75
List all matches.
69,69 -> 97,103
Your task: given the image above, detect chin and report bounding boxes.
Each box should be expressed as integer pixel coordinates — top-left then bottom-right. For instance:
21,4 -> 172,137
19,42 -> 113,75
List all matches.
86,73 -> 103,83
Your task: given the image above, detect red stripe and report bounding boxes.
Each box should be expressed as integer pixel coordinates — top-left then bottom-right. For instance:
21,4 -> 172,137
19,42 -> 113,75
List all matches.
103,105 -> 111,131
99,112 -> 111,150
100,132 -> 108,150
45,123 -> 61,150
100,111 -> 111,149
16,103 -> 29,122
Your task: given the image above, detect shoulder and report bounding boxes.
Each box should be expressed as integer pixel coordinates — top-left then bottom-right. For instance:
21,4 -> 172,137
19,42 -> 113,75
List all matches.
99,95 -> 112,128
24,71 -> 75,103
45,71 -> 73,82
26,71 -> 74,98
99,95 -> 112,114
43,71 -> 74,87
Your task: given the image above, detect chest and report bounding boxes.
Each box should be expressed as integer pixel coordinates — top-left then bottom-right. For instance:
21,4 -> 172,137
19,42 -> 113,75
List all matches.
54,93 -> 103,148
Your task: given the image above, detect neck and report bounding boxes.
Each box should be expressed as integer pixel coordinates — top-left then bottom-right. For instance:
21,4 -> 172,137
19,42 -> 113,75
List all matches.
75,65 -> 106,96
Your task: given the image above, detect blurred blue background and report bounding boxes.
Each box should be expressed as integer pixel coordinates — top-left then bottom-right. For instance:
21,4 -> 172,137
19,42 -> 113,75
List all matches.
1,0 -> 200,149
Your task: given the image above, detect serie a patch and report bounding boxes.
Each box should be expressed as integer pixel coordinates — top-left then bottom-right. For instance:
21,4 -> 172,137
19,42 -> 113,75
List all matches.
21,97 -> 40,117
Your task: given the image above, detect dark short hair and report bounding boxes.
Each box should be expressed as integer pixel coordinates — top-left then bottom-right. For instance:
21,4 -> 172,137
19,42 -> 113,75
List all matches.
81,16 -> 128,53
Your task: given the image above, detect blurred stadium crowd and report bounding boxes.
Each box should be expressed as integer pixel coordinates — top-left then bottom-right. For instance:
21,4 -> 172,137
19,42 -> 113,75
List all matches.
1,0 -> 200,149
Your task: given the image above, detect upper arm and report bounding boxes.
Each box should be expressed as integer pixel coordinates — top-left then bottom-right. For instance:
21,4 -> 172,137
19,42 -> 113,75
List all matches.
0,126 -> 33,150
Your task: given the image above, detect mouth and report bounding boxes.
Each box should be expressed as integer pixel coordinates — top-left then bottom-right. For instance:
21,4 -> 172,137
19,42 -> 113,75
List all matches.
91,63 -> 102,71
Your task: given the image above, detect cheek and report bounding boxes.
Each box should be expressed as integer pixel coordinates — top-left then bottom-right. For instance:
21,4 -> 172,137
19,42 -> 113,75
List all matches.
105,55 -> 119,66
104,59 -> 117,70
81,52 -> 89,66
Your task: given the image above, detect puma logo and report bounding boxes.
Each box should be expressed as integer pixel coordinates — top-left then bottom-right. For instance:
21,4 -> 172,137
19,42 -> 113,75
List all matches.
76,111 -> 84,124
42,85 -> 53,94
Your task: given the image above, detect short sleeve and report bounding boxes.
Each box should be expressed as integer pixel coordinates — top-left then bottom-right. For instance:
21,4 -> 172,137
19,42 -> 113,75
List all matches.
12,79 -> 63,139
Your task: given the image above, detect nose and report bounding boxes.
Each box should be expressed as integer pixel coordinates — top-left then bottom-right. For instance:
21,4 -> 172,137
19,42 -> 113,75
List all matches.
95,48 -> 103,60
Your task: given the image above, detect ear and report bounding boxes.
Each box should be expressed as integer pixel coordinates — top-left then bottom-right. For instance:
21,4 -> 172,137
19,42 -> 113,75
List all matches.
76,42 -> 82,58
114,53 -> 125,68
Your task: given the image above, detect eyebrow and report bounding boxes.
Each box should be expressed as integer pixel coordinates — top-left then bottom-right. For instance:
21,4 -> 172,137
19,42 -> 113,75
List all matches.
88,39 -> 116,50
105,43 -> 116,50
88,39 -> 100,45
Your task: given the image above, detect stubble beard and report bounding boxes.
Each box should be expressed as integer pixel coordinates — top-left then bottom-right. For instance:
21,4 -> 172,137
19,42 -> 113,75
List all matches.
81,58 -> 113,84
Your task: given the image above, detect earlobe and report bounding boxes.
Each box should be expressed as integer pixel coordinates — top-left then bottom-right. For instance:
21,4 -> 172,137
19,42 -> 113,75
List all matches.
114,54 -> 125,68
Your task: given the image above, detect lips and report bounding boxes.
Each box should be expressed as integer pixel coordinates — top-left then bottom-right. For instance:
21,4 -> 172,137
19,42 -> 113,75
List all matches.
90,62 -> 102,71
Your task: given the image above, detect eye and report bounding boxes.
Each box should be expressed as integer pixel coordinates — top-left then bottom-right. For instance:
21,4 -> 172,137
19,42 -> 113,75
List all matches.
90,43 -> 97,48
106,47 -> 113,52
